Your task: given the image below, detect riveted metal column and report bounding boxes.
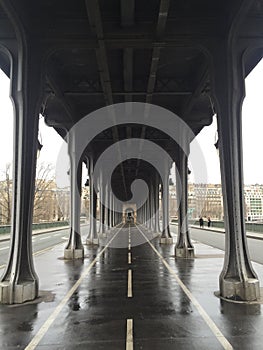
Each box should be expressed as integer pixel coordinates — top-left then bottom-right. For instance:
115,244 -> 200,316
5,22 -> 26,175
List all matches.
152,173 -> 160,233
112,196 -> 116,227
155,174 -> 161,233
150,179 -> 156,232
212,43 -> 260,301
100,181 -> 106,235
152,180 -> 156,231
175,146 -> 194,258
0,44 -> 43,304
144,202 -> 147,226
146,195 -> 150,229
105,183 -> 109,230
160,167 -> 173,244
64,130 -> 84,259
98,173 -> 103,234
86,157 -> 99,245
149,180 -> 155,231
110,191 -> 114,228
97,183 -> 102,234
107,184 -> 111,228
108,191 -> 111,228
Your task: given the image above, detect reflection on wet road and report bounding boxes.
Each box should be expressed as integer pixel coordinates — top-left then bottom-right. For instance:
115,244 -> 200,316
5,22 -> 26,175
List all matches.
0,223 -> 262,349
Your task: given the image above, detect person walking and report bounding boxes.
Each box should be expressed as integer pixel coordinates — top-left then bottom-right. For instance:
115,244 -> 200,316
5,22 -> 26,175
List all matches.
199,216 -> 204,228
207,217 -> 211,228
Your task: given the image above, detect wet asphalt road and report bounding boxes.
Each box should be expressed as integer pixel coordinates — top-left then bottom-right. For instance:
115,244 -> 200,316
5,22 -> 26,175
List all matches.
0,225 -> 89,268
0,223 -> 262,349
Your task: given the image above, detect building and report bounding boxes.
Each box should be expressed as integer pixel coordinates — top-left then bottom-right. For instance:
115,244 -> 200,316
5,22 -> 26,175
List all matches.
244,185 -> 263,221
175,183 -> 223,220
171,183 -> 263,222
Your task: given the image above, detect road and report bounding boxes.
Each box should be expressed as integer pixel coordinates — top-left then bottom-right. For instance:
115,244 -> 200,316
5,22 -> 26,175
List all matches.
0,225 -> 89,269
0,223 -> 263,349
170,224 -> 263,265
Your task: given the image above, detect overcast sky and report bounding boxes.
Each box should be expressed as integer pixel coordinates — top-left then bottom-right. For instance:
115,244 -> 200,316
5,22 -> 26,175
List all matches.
0,58 -> 262,184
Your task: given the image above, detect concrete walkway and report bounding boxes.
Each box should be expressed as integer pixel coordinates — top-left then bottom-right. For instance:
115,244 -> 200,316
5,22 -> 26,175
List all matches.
0,224 -> 262,349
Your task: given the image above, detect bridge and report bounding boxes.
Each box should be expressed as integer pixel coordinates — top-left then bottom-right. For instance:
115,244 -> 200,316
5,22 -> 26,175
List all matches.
0,0 -> 262,348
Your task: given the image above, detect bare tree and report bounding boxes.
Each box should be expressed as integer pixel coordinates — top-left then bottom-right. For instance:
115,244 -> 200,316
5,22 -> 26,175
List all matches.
0,163 -> 12,224
33,162 -> 56,222
0,162 -> 61,224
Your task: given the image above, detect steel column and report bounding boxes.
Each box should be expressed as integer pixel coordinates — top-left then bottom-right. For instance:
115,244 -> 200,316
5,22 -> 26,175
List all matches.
160,168 -> 173,244
175,147 -> 194,258
64,130 -> 84,259
212,43 -> 260,301
86,158 -> 99,245
0,45 -> 43,304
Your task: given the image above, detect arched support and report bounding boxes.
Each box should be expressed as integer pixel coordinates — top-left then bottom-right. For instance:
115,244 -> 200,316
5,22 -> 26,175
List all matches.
211,43 -> 260,301
0,44 -> 43,304
64,130 -> 84,260
160,164 -> 173,244
86,158 -> 99,245
175,146 -> 194,258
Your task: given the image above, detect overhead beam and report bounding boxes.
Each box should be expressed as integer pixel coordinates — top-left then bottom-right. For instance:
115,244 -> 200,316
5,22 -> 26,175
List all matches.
146,0 -> 170,103
136,0 -> 171,176
63,91 -> 192,96
46,68 -> 75,125
121,0 -> 135,27
85,0 -> 127,196
123,48 -> 133,101
121,0 -> 135,146
181,62 -> 209,116
85,0 -> 113,105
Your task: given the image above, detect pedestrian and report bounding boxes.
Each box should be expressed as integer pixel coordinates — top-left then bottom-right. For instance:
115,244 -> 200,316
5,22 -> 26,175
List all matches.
199,216 -> 204,228
207,217 -> 211,228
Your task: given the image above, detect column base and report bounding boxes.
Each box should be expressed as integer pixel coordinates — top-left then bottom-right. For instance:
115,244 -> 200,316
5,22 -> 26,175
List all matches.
175,247 -> 195,258
220,277 -> 260,302
150,231 -> 160,238
86,238 -> 99,245
160,237 -> 173,244
0,280 -> 38,304
64,248 -> 84,260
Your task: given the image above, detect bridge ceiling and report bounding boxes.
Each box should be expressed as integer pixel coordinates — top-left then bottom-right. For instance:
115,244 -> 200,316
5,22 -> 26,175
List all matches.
0,0 -> 262,195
